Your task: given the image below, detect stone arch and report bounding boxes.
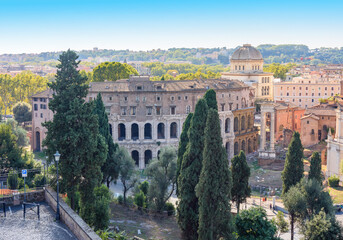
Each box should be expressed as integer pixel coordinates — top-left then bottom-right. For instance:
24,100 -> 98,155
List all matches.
157,123 -> 165,139
170,122 -> 177,138
35,131 -> 41,152
234,142 -> 239,156
234,117 -> 239,132
225,142 -> 230,158
131,150 -> 139,166
225,118 -> 230,133
131,123 -> 139,140
248,115 -> 252,129
109,124 -> 113,136
241,116 -> 246,130
118,123 -> 126,141
241,140 -> 246,153
144,123 -> 152,139
248,138 -> 252,153
144,150 -> 152,166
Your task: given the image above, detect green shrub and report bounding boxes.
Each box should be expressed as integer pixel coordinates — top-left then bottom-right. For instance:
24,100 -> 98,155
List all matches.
117,195 -> 123,204
33,174 -> 46,187
134,191 -> 146,209
139,181 -> 149,195
164,202 -> 175,216
93,197 -> 110,231
7,172 -> 18,190
328,175 -> 340,187
66,191 -> 81,213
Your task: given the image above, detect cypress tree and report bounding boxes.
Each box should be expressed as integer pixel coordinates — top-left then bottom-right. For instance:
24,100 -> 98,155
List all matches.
308,151 -> 322,184
177,99 -> 208,240
281,131 -> 304,195
43,50 -> 107,211
176,112 -> 193,196
203,89 -> 218,110
93,93 -> 119,187
231,150 -> 251,214
196,108 -> 233,240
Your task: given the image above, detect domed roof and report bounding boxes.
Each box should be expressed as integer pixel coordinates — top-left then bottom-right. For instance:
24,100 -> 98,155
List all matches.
231,44 -> 263,60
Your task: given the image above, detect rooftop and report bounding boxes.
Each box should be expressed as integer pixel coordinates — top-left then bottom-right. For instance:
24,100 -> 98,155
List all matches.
231,44 -> 263,61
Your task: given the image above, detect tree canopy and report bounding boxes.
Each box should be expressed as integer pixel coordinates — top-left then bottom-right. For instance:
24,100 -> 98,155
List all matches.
92,62 -> 138,82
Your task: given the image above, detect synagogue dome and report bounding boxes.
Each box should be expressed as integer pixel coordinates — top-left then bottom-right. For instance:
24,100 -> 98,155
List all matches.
231,44 -> 263,60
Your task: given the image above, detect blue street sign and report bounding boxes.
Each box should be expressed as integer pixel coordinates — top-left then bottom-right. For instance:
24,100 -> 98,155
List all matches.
22,169 -> 27,178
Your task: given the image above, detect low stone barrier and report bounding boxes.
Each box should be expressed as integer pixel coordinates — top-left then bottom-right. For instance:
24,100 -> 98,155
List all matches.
45,187 -> 101,240
1,189 -> 45,205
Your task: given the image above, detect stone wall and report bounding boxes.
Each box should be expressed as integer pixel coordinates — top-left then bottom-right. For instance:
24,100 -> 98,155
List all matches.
1,189 -> 45,205
45,187 -> 101,240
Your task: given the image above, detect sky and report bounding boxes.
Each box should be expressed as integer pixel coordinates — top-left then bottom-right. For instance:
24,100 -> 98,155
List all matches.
0,0 -> 342,54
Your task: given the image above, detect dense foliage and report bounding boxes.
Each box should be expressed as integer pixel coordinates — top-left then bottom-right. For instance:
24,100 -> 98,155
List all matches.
196,108 -> 233,240
308,152 -> 322,184
235,207 -> 278,240
13,102 -> 32,123
92,62 -> 138,82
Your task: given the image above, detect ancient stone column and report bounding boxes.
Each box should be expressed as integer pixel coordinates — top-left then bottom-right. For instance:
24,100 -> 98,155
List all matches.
260,112 -> 266,151
270,111 -> 275,151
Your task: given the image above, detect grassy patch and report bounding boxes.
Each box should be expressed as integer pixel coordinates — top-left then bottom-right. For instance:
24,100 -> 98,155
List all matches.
328,186 -> 343,204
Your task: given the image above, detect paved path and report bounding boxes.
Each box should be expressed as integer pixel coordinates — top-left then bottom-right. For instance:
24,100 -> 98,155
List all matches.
0,202 -> 76,240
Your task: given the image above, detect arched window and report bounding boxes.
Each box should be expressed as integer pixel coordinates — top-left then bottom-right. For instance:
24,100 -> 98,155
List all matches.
144,150 -> 152,166
262,77 -> 264,83
170,122 -> 177,138
131,150 -> 139,166
234,142 -> 239,156
235,66 -> 237,70
248,115 -> 252,129
311,129 -> 315,135
225,118 -> 230,133
239,66 -> 241,70
109,124 -> 113,136
131,123 -> 139,140
241,140 -> 246,153
186,105 -> 191,114
118,123 -> 126,141
144,123 -> 152,139
242,66 -> 245,70
241,116 -> 246,130
234,117 -> 239,132
157,123 -> 165,139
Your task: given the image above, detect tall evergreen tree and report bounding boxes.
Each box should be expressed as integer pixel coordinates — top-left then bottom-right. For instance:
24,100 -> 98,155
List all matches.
196,108 -> 233,240
308,151 -> 322,184
176,112 -> 193,196
177,99 -> 208,240
281,131 -> 304,195
231,150 -> 251,214
93,93 -> 119,187
43,50 -> 106,211
203,89 -> 218,110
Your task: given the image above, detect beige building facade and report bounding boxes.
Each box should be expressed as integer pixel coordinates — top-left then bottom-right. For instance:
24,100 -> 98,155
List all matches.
32,76 -> 258,169
274,77 -> 341,109
221,44 -> 274,102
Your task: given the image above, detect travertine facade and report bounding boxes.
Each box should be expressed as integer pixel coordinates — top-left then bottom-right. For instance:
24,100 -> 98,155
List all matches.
221,44 -> 274,101
32,76 -> 258,169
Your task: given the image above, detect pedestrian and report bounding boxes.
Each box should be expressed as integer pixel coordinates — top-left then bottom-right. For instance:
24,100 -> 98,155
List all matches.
270,203 -> 272,210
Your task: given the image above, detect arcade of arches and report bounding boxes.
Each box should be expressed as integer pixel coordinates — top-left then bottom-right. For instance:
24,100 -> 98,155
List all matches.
231,108 -> 258,156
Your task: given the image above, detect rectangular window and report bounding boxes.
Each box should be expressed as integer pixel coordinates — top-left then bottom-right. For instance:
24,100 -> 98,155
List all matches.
136,86 -> 143,90
156,106 -> 161,115
130,107 -> 136,116
121,107 -> 127,116
40,104 -> 46,109
34,104 -> 38,111
146,107 -> 152,116
170,106 -> 176,115
143,97 -> 146,102
33,98 -> 38,102
40,113 -> 43,118
124,96 -> 128,102
109,97 -> 112,101
40,98 -> 46,102
221,104 -> 225,111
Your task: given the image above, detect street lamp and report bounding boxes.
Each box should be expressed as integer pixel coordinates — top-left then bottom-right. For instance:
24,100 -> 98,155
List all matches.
54,151 -> 60,221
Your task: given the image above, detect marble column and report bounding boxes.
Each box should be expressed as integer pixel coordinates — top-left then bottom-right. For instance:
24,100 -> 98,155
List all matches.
260,112 -> 266,151
270,111 -> 275,151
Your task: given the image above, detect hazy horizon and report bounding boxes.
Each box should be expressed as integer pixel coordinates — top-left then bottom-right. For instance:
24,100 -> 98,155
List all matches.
1,0 -> 342,54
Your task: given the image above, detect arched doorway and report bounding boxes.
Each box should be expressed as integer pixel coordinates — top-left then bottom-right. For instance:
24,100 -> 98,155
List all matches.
35,131 -> 41,152
131,150 -> 139,167
144,123 -> 152,139
118,124 -> 126,141
241,116 -> 245,130
225,142 -> 230,159
109,124 -> 113,136
234,117 -> 239,132
157,123 -> 165,139
131,123 -> 139,140
144,150 -> 152,166
234,142 -> 239,156
170,122 -> 177,138
241,140 -> 246,153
